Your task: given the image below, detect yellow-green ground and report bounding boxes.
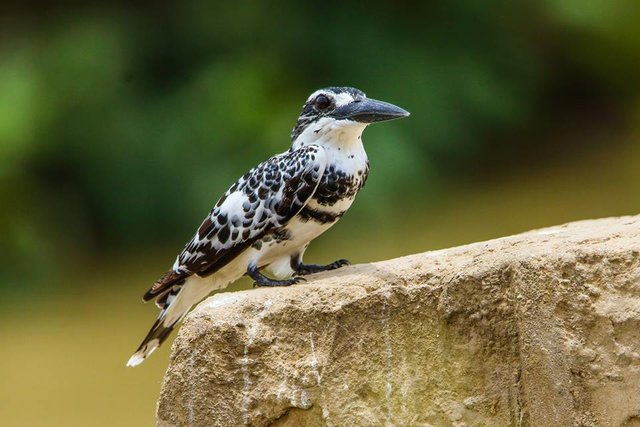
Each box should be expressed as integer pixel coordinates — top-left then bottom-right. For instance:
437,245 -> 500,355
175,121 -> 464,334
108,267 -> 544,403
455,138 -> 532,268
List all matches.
2,140 -> 640,426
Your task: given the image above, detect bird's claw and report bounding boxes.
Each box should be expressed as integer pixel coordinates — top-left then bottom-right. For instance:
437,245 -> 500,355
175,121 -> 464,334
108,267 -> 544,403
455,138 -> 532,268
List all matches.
296,259 -> 351,275
253,276 -> 306,288
330,259 -> 351,269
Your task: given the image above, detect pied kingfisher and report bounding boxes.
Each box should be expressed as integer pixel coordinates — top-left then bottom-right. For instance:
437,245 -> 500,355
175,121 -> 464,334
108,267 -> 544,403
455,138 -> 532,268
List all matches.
128,87 -> 409,366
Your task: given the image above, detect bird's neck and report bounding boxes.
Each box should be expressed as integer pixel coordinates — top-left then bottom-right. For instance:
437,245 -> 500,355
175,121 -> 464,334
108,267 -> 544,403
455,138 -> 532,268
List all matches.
291,120 -> 368,157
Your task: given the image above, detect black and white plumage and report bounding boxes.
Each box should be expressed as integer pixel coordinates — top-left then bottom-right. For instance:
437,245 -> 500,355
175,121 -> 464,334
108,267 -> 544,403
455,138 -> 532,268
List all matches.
127,86 -> 409,366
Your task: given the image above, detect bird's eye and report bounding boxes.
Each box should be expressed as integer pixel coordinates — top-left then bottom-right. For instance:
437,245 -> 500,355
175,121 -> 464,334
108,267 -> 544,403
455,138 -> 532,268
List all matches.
314,94 -> 332,110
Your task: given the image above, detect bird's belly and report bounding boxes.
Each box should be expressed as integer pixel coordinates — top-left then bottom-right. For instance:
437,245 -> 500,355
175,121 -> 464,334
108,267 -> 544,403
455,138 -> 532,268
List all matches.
257,217 -> 334,263
286,196 -> 357,245
257,217 -> 336,278
288,216 -> 336,245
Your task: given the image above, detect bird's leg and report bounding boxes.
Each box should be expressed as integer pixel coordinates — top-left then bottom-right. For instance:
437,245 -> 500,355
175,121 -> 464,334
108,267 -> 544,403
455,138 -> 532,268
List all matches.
247,265 -> 306,288
293,258 -> 351,276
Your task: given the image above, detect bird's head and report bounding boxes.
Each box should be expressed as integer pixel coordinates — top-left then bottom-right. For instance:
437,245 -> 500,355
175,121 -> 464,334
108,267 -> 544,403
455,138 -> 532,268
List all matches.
291,87 -> 409,148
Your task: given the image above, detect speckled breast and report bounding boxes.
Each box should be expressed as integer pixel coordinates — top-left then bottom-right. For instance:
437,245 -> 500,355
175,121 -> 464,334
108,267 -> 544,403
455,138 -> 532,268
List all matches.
312,164 -> 370,207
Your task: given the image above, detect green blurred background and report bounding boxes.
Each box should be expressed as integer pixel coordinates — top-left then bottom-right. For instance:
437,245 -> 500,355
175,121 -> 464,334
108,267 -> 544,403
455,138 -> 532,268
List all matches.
2,0 -> 640,425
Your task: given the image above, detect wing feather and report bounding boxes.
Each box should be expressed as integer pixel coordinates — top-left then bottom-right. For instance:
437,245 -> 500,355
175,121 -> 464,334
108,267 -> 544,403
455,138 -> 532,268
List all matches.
143,145 -> 326,302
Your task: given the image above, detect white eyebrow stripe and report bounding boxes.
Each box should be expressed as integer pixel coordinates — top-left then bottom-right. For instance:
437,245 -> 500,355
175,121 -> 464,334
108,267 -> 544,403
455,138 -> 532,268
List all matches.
332,92 -> 354,107
306,90 -> 357,108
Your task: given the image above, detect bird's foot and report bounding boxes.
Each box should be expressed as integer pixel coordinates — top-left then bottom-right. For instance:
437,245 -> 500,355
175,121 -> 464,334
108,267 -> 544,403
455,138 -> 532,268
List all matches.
247,265 -> 306,288
296,259 -> 350,276
252,276 -> 306,288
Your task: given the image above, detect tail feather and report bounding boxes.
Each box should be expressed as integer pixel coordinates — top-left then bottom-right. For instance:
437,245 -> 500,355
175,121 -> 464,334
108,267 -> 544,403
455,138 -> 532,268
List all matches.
127,311 -> 185,367
128,275 -> 213,366
128,285 -> 186,367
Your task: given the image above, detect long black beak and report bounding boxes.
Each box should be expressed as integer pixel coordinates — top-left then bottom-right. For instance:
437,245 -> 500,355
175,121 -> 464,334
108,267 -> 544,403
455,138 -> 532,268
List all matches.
330,98 -> 410,123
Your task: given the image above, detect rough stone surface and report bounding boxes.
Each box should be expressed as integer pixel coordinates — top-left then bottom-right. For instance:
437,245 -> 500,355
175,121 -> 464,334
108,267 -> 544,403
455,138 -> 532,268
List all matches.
157,216 -> 640,427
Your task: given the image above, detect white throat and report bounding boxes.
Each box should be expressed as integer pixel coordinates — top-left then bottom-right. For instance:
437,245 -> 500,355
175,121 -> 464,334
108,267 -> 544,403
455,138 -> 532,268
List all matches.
292,117 -> 368,152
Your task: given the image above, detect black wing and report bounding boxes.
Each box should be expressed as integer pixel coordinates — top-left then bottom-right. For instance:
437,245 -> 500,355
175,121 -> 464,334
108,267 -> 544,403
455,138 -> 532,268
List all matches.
143,145 -> 327,302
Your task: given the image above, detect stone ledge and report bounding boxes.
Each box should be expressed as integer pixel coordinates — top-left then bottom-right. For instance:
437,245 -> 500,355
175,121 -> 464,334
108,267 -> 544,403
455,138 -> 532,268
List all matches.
157,216 -> 640,427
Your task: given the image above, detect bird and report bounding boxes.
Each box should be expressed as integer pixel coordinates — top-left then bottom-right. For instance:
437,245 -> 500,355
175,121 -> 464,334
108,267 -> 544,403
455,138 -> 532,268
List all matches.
127,86 -> 409,366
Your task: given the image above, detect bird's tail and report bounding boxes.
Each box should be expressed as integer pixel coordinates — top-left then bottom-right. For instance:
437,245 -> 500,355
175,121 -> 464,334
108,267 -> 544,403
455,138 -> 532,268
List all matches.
126,309 -> 186,367
128,274 -> 219,366
127,277 -> 194,367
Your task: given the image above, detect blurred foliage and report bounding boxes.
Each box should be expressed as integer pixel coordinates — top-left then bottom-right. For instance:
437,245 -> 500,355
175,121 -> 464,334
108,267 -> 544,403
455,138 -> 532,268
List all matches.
1,0 -> 640,289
